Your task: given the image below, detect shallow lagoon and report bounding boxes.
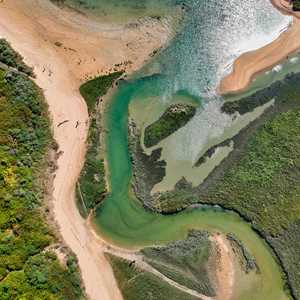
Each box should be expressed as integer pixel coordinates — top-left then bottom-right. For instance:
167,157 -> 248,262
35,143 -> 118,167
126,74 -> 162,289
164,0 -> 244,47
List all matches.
65,0 -> 294,298
94,76 -> 288,299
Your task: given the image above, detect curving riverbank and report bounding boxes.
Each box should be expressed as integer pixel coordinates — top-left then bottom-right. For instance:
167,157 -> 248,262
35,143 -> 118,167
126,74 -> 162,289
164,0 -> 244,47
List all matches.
93,65 -> 290,298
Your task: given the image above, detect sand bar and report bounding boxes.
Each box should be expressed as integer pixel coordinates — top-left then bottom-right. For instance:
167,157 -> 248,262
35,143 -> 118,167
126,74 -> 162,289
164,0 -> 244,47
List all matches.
219,12 -> 300,95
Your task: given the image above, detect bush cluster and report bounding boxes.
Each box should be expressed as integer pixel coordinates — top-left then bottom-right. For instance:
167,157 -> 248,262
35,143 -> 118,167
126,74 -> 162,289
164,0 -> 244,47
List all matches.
0,40 -> 33,76
0,65 -> 82,298
144,103 -> 196,148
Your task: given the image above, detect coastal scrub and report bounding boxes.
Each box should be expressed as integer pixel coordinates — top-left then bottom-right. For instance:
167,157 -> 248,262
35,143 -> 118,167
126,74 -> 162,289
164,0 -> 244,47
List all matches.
141,230 -> 215,297
0,63 -> 83,298
106,253 -> 200,300
77,72 -> 123,216
144,103 -> 196,148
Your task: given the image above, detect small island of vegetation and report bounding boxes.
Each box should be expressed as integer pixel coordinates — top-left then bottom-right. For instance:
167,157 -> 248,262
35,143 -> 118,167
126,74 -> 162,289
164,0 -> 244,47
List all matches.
144,103 -> 196,148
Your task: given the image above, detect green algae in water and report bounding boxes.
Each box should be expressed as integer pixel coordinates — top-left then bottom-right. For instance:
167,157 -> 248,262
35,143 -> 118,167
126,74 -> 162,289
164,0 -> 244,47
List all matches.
94,78 -> 289,300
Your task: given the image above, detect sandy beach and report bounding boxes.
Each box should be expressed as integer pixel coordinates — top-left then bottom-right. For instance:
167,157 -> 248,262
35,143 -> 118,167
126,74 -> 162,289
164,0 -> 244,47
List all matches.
220,12 -> 300,94
0,1 -> 171,299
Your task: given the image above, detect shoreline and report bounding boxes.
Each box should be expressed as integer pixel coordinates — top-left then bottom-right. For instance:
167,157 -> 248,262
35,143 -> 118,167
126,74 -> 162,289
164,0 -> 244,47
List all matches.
219,5 -> 300,95
0,1 -> 172,299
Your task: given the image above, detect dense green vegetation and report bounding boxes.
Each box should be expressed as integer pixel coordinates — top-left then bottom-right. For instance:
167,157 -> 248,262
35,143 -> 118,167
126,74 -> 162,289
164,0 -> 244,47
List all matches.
226,233 -> 257,273
269,221 -> 300,299
77,72 -> 123,217
222,92 -> 272,115
0,40 -> 83,299
141,230 -> 215,296
202,110 -> 300,235
144,103 -> 196,148
106,253 -> 201,300
293,0 -> 300,11
0,66 -> 83,299
79,71 -> 123,114
144,73 -> 300,298
76,116 -> 106,217
0,40 -> 33,76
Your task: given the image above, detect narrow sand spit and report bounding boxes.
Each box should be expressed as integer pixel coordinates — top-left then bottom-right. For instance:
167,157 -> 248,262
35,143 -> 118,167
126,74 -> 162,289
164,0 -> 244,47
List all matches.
211,234 -> 235,300
0,1 -> 171,299
220,15 -> 300,95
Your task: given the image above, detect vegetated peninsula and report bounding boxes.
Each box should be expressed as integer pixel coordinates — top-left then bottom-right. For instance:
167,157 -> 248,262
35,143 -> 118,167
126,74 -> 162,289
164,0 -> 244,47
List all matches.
76,72 -> 124,217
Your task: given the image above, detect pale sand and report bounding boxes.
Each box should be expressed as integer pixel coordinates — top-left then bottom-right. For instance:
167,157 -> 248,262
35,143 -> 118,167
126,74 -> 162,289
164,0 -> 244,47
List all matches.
220,14 -> 300,95
0,1 -> 171,299
210,234 -> 235,300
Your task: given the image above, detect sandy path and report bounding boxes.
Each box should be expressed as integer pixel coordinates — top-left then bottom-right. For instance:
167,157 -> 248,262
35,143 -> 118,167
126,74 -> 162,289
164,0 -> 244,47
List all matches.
211,234 -> 235,300
0,1 -> 171,299
86,216 -> 213,300
219,12 -> 300,95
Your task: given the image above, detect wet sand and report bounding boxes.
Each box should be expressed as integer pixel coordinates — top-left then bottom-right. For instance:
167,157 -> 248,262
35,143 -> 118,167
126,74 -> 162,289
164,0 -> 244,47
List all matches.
220,13 -> 300,95
0,1 -> 171,299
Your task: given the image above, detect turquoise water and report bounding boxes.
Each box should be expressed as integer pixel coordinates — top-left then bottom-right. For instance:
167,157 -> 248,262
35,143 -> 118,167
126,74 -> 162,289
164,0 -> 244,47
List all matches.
94,77 -> 288,299
67,0 -> 294,298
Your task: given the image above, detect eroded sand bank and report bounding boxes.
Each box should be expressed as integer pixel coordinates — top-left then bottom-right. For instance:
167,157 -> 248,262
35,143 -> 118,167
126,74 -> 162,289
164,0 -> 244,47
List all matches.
220,9 -> 300,95
0,1 -> 171,299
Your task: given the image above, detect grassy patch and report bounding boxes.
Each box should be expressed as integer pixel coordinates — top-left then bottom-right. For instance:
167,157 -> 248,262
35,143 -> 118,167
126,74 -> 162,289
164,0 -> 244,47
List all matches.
79,71 -> 123,114
144,103 -> 196,148
76,117 -> 106,217
141,230 -> 215,297
106,253 -> 201,300
0,65 -> 83,298
0,39 -> 33,76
